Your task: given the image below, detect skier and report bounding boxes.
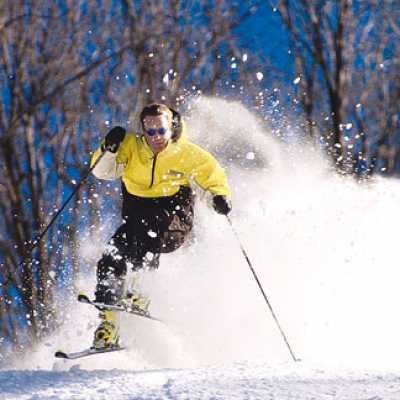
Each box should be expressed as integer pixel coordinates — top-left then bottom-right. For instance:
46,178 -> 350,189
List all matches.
90,103 -> 231,349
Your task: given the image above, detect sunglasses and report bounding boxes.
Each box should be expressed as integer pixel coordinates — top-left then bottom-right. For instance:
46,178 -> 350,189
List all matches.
144,127 -> 168,136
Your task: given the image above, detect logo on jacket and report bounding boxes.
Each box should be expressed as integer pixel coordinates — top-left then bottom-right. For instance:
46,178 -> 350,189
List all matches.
166,169 -> 184,178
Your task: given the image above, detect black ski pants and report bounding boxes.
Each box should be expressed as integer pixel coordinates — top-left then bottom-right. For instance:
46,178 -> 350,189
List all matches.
95,185 -> 194,304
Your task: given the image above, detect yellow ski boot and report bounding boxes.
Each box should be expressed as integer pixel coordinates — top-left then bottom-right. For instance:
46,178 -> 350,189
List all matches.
128,291 -> 151,315
92,310 -> 120,349
123,273 -> 151,315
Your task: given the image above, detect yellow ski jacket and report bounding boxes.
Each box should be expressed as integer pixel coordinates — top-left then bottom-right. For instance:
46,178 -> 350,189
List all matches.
91,125 -> 230,198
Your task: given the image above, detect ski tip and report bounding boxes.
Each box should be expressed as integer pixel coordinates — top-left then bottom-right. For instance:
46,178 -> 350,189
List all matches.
77,293 -> 90,303
54,350 -> 68,359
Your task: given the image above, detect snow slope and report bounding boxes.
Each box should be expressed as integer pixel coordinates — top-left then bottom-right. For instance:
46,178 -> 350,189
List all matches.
2,97 -> 400,399
1,362 -> 400,399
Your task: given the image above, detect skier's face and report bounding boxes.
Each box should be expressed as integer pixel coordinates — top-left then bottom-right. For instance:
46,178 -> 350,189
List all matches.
143,114 -> 172,154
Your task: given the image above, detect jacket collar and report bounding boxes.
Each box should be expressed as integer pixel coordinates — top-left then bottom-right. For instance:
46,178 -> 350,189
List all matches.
140,128 -> 185,159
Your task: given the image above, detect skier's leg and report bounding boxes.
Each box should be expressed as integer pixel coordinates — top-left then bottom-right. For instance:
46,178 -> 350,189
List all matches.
121,216 -> 162,313
95,224 -> 131,305
93,224 -> 131,349
95,255 -> 126,305
124,212 -> 162,270
93,309 -> 120,349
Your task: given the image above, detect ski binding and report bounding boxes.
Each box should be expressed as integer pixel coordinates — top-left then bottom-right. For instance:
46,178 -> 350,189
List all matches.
77,293 -> 162,322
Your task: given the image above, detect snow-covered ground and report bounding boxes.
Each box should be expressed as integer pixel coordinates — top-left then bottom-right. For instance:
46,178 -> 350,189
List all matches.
2,97 -> 400,399
2,362 -> 400,399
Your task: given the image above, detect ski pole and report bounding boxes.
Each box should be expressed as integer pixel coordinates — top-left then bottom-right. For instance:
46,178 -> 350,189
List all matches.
9,149 -> 108,289
27,149 -> 108,253
226,215 -> 299,362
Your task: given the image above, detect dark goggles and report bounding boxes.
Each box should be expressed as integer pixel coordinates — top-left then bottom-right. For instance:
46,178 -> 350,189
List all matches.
144,127 -> 167,136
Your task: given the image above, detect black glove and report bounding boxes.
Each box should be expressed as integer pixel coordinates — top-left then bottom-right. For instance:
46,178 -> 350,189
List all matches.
212,195 -> 232,215
102,126 -> 126,153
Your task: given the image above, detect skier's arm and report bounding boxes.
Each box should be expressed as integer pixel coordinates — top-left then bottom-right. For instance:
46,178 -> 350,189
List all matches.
188,144 -> 230,197
90,148 -> 126,180
90,128 -> 131,180
186,144 -> 231,214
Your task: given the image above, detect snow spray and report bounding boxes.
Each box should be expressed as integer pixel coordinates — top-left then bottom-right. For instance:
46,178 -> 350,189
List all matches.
15,97 -> 400,372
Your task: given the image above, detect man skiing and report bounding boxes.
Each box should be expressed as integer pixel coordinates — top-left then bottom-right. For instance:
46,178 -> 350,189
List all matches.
90,103 -> 231,349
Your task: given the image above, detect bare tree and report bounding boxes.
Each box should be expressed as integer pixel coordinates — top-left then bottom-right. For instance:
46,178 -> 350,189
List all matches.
0,0 -> 131,353
0,0 -> 265,357
101,0 -> 263,119
276,0 -> 399,175
353,0 -> 400,175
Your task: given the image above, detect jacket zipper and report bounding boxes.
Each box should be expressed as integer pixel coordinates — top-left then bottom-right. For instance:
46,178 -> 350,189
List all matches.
150,155 -> 157,188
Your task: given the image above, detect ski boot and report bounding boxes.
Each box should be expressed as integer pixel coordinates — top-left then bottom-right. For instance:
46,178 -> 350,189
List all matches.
92,310 -> 120,349
125,290 -> 151,315
122,269 -> 151,315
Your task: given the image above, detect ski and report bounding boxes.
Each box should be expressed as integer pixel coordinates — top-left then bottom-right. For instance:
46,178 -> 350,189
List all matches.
77,293 -> 163,322
54,346 -> 124,360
